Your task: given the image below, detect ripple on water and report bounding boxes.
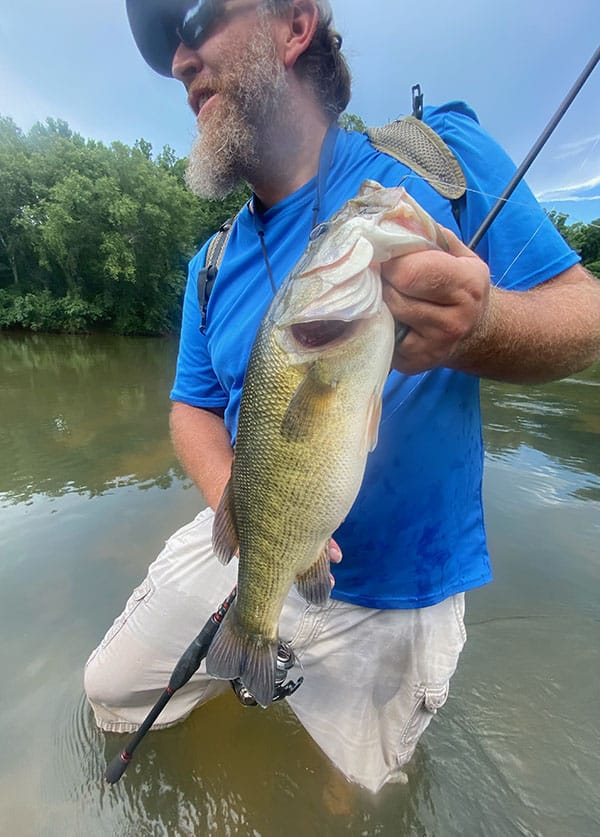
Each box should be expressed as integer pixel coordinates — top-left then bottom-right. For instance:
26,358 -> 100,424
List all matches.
433,612 -> 600,837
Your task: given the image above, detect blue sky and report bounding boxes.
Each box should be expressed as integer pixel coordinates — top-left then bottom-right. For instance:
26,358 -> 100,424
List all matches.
1,0 -> 599,223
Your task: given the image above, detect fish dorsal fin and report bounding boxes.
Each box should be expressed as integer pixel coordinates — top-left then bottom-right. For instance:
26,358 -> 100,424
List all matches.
212,478 -> 239,565
295,544 -> 331,606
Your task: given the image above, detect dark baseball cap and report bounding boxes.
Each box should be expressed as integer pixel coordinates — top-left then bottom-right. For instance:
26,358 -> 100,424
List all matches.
126,1 -> 334,78
126,0 -> 205,77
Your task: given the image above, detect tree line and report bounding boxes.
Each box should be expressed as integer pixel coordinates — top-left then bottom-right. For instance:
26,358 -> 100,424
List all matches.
0,115 -> 598,335
0,116 -> 248,334
546,210 -> 600,279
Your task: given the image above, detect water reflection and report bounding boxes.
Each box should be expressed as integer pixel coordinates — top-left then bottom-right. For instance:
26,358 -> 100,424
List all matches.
58,695 -> 440,836
0,333 -> 187,503
1,334 -> 599,836
481,364 -> 600,500
2,333 -> 598,505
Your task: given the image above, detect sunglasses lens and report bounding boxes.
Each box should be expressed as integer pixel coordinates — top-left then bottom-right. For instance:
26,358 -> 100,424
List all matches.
179,1 -> 216,49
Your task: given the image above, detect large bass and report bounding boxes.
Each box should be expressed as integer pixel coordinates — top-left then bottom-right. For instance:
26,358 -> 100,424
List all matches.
206,180 -> 448,706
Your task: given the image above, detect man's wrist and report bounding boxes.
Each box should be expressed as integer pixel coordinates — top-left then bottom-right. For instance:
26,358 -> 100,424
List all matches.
447,284 -> 500,376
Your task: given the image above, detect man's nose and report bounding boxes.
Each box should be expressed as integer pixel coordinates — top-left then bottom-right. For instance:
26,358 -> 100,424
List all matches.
172,41 -> 204,83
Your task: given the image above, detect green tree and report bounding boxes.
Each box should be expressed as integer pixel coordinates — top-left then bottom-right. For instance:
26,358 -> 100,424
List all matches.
339,112 -> 367,133
0,117 -> 37,288
548,210 -> 600,279
0,116 -> 251,334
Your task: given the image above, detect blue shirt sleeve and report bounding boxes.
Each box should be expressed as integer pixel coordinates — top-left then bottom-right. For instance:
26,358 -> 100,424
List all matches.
424,102 -> 580,290
169,245 -> 229,408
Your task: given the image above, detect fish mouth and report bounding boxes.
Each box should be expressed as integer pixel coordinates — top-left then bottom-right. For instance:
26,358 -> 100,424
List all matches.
290,319 -> 357,350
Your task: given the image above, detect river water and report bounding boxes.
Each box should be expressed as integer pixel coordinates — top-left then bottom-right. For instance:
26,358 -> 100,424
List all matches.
0,333 -> 598,836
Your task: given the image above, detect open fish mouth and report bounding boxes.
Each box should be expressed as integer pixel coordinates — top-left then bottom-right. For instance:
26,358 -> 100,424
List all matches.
290,319 -> 357,350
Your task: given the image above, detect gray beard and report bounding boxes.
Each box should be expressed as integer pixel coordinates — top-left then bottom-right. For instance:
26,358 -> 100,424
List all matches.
185,19 -> 291,200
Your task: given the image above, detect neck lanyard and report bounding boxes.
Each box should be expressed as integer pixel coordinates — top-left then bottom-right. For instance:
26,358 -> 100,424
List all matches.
252,122 -> 339,294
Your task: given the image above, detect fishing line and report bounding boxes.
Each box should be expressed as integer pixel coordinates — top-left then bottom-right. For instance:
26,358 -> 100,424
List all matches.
401,172 -> 549,217
378,371 -> 431,428
469,43 -> 600,249
401,173 -> 595,237
382,47 -> 600,423
493,214 -> 554,288
574,133 -> 600,180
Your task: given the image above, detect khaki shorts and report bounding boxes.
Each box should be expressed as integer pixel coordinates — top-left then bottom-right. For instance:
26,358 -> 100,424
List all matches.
84,508 -> 466,793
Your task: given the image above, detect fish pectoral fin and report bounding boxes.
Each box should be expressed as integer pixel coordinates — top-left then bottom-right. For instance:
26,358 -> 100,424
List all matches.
295,544 -> 332,607
212,478 -> 239,565
206,607 -> 278,708
281,367 -> 335,443
365,386 -> 384,454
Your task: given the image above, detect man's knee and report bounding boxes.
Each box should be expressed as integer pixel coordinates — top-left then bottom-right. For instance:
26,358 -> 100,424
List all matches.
83,646 -> 137,712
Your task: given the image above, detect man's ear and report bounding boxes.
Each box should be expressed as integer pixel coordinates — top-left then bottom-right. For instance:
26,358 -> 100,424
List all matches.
280,0 -> 319,69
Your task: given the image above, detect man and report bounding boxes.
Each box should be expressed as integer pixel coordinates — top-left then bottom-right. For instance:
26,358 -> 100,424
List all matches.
85,0 -> 600,793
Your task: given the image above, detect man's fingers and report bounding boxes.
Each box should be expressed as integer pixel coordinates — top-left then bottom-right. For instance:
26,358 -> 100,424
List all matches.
329,539 -> 342,588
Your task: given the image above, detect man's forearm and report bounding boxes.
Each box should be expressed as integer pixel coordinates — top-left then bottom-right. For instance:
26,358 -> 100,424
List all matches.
170,401 -> 233,510
451,265 -> 600,384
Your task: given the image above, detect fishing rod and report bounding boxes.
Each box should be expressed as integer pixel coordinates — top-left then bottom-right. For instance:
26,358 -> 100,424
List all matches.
468,43 -> 600,250
104,585 -> 302,784
393,43 -> 600,349
104,586 -> 237,785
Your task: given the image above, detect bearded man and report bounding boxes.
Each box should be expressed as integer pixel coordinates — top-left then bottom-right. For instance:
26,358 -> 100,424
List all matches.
84,0 -> 600,792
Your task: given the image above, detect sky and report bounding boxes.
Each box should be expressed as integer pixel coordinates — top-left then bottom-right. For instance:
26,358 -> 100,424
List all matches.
1,0 -> 599,224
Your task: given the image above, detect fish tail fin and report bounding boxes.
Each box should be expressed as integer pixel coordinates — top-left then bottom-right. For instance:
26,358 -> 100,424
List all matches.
206,605 -> 277,708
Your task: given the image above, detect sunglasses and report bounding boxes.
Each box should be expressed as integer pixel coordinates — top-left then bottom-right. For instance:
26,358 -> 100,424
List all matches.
177,0 -> 262,50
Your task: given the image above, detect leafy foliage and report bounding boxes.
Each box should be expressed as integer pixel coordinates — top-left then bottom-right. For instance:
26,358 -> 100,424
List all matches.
547,210 -> 600,279
0,116 -> 249,334
339,111 -> 367,133
5,112 -> 594,337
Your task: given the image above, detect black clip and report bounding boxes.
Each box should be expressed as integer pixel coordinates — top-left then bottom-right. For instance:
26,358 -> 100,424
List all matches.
197,218 -> 234,334
412,84 -> 424,120
198,264 -> 217,335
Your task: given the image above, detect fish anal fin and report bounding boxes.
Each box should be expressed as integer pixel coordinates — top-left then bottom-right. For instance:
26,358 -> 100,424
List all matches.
206,607 -> 277,708
212,478 -> 239,565
295,544 -> 332,607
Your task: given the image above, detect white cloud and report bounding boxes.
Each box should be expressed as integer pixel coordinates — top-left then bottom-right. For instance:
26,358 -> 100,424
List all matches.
554,133 -> 600,161
536,173 -> 600,202
540,194 -> 600,204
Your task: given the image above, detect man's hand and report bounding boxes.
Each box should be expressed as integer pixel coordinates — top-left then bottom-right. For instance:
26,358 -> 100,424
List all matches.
329,539 -> 342,588
381,228 -> 491,375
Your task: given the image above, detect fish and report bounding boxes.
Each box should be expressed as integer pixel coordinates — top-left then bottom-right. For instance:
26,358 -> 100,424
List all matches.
205,180 -> 448,707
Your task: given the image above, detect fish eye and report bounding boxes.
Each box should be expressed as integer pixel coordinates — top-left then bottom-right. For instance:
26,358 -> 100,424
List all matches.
309,222 -> 330,241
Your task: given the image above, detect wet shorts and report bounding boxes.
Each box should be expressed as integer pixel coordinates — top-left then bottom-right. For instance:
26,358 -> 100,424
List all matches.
84,508 -> 467,793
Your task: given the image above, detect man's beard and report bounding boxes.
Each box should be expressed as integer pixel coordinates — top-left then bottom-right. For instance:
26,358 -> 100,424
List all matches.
185,18 -> 292,199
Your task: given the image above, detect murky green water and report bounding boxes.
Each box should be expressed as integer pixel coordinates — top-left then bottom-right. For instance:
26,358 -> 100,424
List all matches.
1,333 -> 598,836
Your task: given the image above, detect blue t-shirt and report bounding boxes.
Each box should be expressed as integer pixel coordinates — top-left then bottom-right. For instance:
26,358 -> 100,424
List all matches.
171,103 -> 579,609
